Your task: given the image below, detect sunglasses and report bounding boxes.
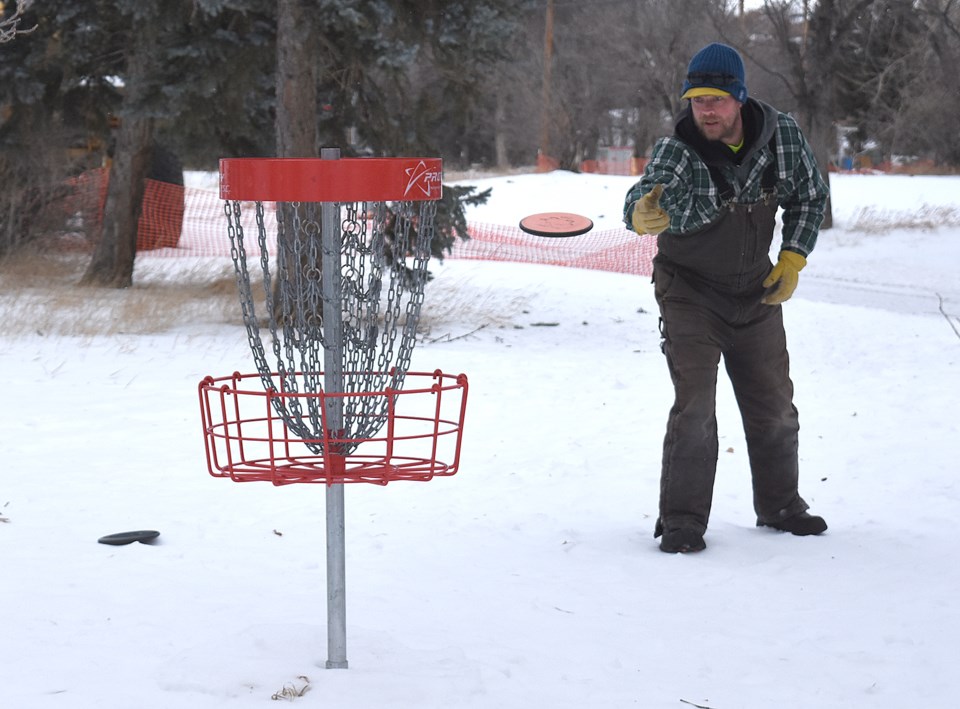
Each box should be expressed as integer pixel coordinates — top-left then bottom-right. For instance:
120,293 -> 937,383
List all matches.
687,72 -> 737,86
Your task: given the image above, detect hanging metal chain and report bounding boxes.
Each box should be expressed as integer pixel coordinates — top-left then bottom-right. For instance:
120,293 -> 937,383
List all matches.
224,197 -> 436,455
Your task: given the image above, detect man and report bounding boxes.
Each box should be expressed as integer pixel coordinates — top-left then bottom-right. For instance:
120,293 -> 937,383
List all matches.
623,42 -> 830,553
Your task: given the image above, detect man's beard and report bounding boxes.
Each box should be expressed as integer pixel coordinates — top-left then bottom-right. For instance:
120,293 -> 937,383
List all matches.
695,114 -> 741,144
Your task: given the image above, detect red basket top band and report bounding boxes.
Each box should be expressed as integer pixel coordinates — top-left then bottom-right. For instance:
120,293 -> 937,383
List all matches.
219,157 -> 443,202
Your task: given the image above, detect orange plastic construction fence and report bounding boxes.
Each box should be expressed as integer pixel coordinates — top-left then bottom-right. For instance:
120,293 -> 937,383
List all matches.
59,168 -> 657,277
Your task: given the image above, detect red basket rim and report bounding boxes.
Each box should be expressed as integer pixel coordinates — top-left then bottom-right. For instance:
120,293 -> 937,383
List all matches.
219,157 -> 443,202
197,369 -> 468,486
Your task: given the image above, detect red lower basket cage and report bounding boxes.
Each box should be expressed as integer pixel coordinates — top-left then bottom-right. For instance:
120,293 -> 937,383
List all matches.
198,370 -> 468,486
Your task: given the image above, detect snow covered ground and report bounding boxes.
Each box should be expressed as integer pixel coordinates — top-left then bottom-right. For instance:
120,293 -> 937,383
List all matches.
2,170 -> 959,708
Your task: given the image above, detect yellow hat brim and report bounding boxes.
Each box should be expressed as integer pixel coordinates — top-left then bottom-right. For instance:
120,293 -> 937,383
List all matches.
681,87 -> 732,100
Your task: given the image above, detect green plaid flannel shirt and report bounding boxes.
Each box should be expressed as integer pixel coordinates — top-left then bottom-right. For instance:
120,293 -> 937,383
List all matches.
624,111 -> 829,256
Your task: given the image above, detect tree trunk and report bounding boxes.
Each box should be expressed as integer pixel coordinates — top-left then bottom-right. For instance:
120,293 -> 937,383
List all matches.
273,0 -> 318,322
494,91 -> 509,170
80,16 -> 156,288
276,0 -> 317,157
808,119 -> 834,230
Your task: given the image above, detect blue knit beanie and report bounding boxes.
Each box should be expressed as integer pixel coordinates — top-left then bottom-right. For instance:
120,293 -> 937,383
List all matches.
680,42 -> 748,104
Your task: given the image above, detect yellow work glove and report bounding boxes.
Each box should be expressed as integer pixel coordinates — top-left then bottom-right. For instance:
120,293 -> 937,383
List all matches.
630,184 -> 670,235
761,250 -> 807,305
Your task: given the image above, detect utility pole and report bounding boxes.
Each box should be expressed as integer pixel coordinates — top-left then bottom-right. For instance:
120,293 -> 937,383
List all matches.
539,0 -> 554,165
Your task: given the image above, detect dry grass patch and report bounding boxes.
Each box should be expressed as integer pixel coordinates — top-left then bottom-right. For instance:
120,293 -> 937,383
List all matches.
0,251 -> 243,337
0,251 -> 527,340
847,204 -> 960,232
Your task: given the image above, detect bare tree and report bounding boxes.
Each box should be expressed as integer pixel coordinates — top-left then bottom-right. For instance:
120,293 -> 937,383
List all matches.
883,0 -> 960,165
534,0 -> 720,166
0,0 -> 35,43
628,0 -> 723,155
716,0 -> 880,229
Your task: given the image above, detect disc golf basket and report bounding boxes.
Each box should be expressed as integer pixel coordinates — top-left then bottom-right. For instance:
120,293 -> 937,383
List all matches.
198,149 -> 468,669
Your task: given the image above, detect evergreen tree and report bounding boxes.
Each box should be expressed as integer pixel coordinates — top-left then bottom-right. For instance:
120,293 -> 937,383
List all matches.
0,0 -> 274,263
78,0 -> 275,286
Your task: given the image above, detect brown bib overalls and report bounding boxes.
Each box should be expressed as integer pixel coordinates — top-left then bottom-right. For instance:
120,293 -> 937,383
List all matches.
652,192 -> 810,537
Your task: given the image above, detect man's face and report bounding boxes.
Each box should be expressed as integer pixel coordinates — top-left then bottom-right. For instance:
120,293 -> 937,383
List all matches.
691,95 -> 743,144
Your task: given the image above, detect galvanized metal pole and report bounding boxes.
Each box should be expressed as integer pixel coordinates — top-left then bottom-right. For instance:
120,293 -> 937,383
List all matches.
320,146 -> 348,669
